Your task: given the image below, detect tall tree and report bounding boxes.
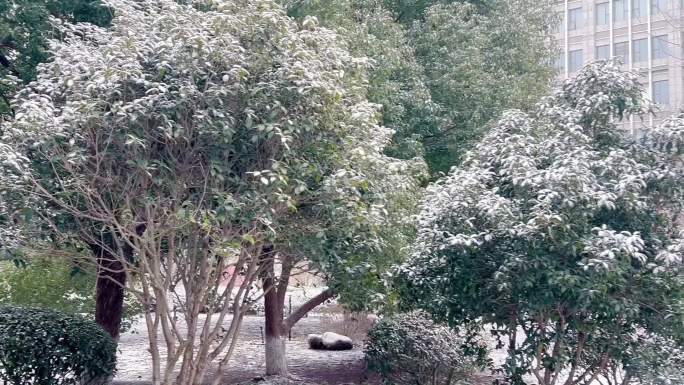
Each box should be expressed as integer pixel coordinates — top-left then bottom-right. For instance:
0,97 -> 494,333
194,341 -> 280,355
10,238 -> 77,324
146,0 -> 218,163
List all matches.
257,129 -> 425,374
408,0 -> 555,171
286,0 -> 441,163
1,0 -> 423,383
259,0 -> 554,375
398,61 -> 684,385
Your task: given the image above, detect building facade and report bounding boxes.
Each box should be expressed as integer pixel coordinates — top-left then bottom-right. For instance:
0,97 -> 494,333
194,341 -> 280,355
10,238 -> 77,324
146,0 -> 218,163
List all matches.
553,0 -> 684,131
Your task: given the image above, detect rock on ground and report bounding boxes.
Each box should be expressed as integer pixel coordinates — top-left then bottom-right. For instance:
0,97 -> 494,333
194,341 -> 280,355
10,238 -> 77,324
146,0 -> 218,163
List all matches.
307,332 -> 353,351
320,332 -> 353,351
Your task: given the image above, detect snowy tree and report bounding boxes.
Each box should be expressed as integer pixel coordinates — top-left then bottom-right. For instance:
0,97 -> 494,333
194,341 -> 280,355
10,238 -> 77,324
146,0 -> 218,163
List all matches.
0,0 -> 423,383
285,0 -> 442,162
399,61 -> 684,385
285,0 -> 555,173
262,0 -> 555,375
0,141 -> 23,258
256,136 -> 425,375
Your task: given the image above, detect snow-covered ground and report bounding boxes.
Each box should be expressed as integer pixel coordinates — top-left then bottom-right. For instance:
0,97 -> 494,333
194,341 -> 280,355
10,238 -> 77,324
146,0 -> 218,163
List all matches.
113,287 -> 362,385
114,312 -> 364,385
111,289 -> 600,385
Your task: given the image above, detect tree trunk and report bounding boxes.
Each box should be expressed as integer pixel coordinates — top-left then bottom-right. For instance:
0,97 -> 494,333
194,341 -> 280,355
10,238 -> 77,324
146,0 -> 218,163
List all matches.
260,249 -> 335,377
96,260 -> 125,341
262,284 -> 336,376
263,271 -> 288,376
91,243 -> 127,342
89,227 -> 143,343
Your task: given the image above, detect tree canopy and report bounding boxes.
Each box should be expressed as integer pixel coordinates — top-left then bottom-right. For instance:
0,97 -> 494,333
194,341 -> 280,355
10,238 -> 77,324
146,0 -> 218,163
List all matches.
1,0 -> 680,383
399,61 -> 684,385
0,0 -> 424,383
285,0 -> 555,173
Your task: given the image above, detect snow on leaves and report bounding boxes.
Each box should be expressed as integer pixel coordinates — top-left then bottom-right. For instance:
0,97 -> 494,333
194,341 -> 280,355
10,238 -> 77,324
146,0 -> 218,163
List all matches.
399,59 -> 684,385
0,1 -> 427,383
407,61 -> 682,285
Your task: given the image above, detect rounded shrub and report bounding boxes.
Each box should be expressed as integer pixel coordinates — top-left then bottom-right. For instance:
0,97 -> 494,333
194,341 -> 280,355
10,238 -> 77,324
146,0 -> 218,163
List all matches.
0,305 -> 116,385
364,311 -> 476,385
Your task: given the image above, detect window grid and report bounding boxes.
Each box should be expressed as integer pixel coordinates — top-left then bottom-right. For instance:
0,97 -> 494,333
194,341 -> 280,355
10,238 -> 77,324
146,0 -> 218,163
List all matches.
553,1 -> 679,114
614,41 -> 629,65
568,7 -> 583,31
653,80 -> 669,105
652,0 -> 666,14
653,35 -> 669,60
632,38 -> 648,63
632,0 -> 648,18
613,0 -> 628,22
596,44 -> 610,60
596,3 -> 609,26
569,49 -> 583,72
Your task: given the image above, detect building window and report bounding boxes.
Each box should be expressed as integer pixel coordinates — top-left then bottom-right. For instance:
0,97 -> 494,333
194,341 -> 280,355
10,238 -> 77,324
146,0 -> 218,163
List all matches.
596,3 -> 609,26
596,44 -> 610,60
632,0 -> 648,18
569,49 -> 583,72
652,0 -> 666,14
632,38 -> 648,63
653,80 -> 669,105
614,0 -> 628,22
653,35 -> 669,59
614,41 -> 629,64
568,7 -> 583,31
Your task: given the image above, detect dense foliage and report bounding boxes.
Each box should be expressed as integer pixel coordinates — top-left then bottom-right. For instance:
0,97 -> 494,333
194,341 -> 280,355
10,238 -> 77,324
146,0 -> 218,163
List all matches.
286,0 -> 555,172
624,333 -> 684,385
0,0 -> 112,116
0,0 -> 679,382
0,255 -> 142,331
250,2 -> 556,371
365,311 -> 477,385
411,0 -> 554,170
0,305 -> 116,385
0,256 -> 95,314
286,0 -> 442,164
399,61 -> 684,385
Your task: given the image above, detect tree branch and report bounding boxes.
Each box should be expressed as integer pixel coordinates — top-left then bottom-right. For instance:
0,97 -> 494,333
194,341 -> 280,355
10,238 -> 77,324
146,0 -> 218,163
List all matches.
282,288 -> 334,331
563,331 -> 587,385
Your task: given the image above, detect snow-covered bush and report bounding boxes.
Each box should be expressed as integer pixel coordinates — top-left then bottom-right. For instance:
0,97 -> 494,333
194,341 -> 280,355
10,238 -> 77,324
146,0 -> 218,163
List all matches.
0,306 -> 116,385
364,311 -> 477,385
624,333 -> 684,385
398,60 -> 684,385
